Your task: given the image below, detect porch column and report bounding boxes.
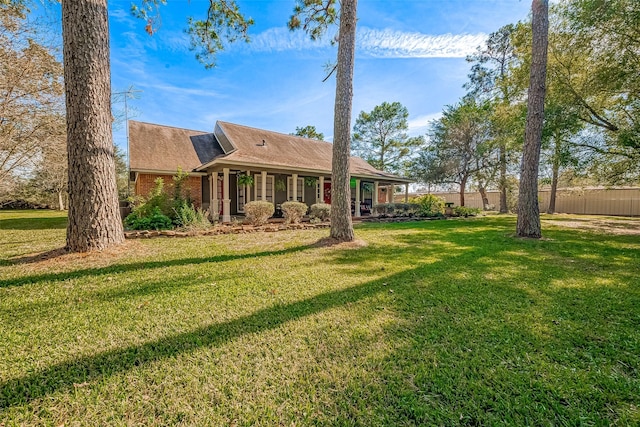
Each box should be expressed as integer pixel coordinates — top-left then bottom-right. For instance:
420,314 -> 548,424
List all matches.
292,173 -> 298,201
261,170 -> 267,201
386,185 -> 391,203
222,167 -> 231,223
373,181 -> 379,207
211,172 -> 219,217
405,183 -> 409,203
246,170 -> 251,203
318,176 -> 325,203
355,178 -> 361,217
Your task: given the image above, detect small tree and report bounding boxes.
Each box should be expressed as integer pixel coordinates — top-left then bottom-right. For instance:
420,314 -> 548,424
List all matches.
352,101 -> 424,174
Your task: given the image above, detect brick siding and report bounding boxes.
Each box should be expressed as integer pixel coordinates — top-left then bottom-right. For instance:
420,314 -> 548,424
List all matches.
134,173 -> 203,208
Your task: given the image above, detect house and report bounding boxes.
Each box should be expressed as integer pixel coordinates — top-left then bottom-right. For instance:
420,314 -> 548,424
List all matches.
129,120 -> 412,222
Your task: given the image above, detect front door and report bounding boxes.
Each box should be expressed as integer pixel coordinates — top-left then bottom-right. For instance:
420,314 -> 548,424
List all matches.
323,182 -> 331,204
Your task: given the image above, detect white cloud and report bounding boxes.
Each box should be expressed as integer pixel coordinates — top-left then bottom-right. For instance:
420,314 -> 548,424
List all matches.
358,28 -> 486,58
408,112 -> 442,136
243,26 -> 486,59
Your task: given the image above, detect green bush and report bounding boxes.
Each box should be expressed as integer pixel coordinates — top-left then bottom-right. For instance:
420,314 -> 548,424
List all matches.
125,207 -> 173,230
173,200 -> 211,230
309,203 -> 331,221
372,203 -> 395,216
281,201 -> 308,224
453,206 -> 481,217
245,201 -> 274,226
411,194 -> 445,217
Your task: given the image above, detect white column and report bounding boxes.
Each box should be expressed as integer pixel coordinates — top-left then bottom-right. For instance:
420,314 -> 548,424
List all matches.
386,185 -> 391,203
292,173 -> 298,202
222,167 -> 231,223
319,176 -> 325,203
245,170 -> 251,203
261,170 -> 267,201
355,178 -> 361,217
211,172 -> 219,217
373,181 -> 379,206
405,183 -> 409,203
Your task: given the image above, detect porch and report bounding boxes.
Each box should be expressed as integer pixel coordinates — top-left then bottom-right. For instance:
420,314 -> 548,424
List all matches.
202,167 -> 411,223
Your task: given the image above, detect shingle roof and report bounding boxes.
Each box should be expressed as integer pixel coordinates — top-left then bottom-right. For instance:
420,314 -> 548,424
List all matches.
129,120 -> 410,182
129,121 -> 223,172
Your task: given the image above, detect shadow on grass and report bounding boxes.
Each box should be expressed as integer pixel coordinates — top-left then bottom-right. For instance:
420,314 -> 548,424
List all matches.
0,272 -> 395,409
0,244 -> 312,289
0,216 -> 67,230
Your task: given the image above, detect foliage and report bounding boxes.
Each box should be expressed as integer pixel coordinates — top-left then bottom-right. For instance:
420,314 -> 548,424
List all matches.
452,206 -> 481,217
275,179 -> 286,192
292,125 -> 325,141
124,206 -> 173,230
237,174 -> 254,187
132,0 -> 254,69
372,203 -> 419,217
411,97 -> 495,206
0,4 -> 65,189
309,203 -> 331,221
244,201 -> 274,226
281,201 -> 308,224
304,176 -> 318,187
351,101 -> 424,174
411,194 -> 446,217
173,200 -> 211,230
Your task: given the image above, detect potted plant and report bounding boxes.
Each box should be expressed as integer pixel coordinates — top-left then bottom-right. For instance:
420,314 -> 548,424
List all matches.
275,179 -> 286,192
237,174 -> 254,186
304,176 -> 318,187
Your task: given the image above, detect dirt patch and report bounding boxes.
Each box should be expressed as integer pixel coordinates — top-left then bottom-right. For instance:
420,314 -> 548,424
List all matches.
8,240 -> 150,271
312,237 -> 368,249
542,217 -> 640,235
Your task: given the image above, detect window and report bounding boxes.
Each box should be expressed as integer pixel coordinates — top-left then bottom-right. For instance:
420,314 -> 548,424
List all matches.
254,174 -> 275,204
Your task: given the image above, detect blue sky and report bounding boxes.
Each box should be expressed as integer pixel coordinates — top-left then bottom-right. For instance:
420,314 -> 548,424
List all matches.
45,1 -> 532,154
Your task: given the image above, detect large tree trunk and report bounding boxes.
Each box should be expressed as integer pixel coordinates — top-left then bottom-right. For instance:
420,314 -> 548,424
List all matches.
62,0 -> 124,252
329,0 -> 357,242
517,0 -> 548,238
498,144 -> 508,213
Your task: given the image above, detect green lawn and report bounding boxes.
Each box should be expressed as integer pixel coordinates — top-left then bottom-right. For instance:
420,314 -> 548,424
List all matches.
1,210 -> 639,426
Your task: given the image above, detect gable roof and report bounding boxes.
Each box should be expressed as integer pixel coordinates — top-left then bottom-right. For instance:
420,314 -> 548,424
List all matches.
129,121 -> 223,172
129,120 -> 411,183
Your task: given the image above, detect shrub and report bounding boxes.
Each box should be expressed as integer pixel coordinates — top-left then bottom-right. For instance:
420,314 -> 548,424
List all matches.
281,201 -> 308,224
309,203 -> 331,221
173,200 -> 211,230
373,203 -> 395,216
453,206 -> 481,217
125,207 -> 172,230
411,194 -> 445,217
244,201 -> 274,226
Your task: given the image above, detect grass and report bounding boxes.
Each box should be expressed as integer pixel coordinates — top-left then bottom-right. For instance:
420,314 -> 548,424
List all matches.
1,210 -> 639,426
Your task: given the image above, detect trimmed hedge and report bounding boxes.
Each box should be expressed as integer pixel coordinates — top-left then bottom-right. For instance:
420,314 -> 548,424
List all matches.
244,201 -> 275,226
281,201 -> 308,224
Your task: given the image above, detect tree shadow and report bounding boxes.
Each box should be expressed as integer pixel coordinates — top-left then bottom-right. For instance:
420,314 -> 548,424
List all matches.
0,217 -> 67,230
0,244 -> 312,289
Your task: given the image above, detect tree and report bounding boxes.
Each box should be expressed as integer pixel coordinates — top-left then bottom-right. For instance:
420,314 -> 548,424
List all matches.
351,102 -> 424,174
61,0 -> 125,251
412,98 -> 494,207
467,24 -> 521,213
292,125 -> 324,140
289,0 -> 357,242
517,0 -> 549,238
0,4 -> 64,188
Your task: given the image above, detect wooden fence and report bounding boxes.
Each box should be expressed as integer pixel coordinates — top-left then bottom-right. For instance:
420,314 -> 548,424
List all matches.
402,188 -> 640,217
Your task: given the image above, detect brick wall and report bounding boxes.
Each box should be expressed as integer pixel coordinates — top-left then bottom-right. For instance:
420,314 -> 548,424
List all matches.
134,173 -> 203,208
